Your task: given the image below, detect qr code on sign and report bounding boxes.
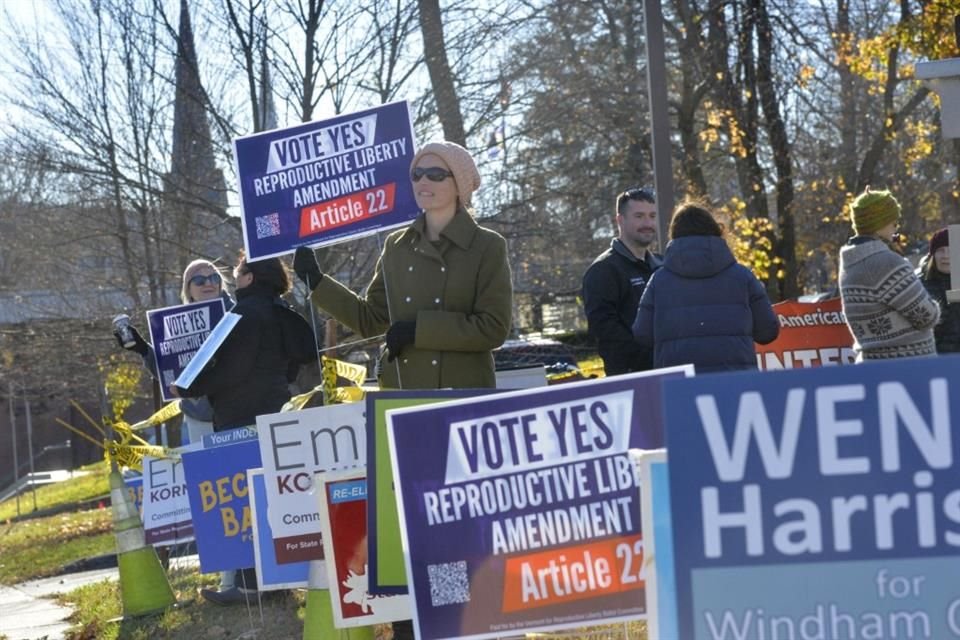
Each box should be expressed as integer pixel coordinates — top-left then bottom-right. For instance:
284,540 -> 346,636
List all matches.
428,560 -> 470,606
255,213 -> 281,239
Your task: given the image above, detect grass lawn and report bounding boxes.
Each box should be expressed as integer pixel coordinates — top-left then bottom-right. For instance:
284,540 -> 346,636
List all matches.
59,568 -> 646,640
0,508 -> 115,585
0,461 -> 110,522
57,565 -> 314,640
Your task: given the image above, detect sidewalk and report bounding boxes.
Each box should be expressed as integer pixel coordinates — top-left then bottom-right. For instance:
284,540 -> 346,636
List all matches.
0,566 -> 119,640
0,554 -> 199,640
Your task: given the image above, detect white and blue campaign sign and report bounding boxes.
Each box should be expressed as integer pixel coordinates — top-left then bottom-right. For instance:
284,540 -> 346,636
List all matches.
234,100 -> 418,260
147,298 -> 226,402
387,367 -> 692,640
248,469 -> 310,590
634,449 -> 677,640
181,433 -> 261,573
256,402 -> 366,564
174,311 -> 241,390
663,356 -> 960,640
141,445 -> 200,547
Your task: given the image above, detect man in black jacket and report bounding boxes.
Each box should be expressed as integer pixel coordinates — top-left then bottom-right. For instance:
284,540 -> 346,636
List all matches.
582,187 -> 662,375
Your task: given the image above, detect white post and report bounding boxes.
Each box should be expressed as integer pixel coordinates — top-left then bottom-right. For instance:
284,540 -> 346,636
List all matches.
947,225 -> 960,303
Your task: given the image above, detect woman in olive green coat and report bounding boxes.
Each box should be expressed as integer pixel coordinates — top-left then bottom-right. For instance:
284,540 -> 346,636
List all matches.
294,140 -> 513,389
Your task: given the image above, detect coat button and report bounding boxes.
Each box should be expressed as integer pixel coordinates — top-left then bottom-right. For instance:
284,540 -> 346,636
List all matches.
405,296 -> 411,302
434,298 -> 440,304
403,358 -> 409,364
408,266 -> 414,271
441,266 -> 445,272
431,360 -> 438,366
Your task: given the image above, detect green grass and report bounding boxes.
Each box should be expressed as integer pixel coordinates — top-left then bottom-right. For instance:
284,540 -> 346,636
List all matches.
58,567 -> 646,640
0,461 -> 110,522
60,567 -> 311,640
0,508 -> 115,584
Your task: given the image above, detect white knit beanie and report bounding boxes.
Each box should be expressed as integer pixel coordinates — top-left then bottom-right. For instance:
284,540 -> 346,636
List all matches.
410,141 -> 481,206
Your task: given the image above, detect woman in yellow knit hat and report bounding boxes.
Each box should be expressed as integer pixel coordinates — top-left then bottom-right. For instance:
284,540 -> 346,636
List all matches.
838,188 -> 940,360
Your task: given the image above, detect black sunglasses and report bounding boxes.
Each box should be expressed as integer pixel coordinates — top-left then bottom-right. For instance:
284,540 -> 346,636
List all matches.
188,273 -> 222,287
411,166 -> 454,182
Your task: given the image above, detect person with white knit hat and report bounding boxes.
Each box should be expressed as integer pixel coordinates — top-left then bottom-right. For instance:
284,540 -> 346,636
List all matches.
294,140 -> 513,390
113,258 -> 234,443
838,188 -> 940,360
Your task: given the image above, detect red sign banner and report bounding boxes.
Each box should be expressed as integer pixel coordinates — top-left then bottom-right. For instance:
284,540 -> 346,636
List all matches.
756,298 -> 855,370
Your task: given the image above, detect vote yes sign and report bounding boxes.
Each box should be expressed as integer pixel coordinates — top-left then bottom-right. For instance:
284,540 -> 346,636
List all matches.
387,367 -> 692,640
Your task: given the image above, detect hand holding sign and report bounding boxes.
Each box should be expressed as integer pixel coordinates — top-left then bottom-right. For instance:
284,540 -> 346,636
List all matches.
293,246 -> 324,290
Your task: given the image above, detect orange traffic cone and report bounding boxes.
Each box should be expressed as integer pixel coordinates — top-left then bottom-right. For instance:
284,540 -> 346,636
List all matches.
109,469 -> 176,617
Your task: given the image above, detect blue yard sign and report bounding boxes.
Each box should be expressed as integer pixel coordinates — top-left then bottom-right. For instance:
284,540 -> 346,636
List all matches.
181,434 -> 262,573
662,356 -> 960,640
146,298 -> 226,402
234,100 -> 419,260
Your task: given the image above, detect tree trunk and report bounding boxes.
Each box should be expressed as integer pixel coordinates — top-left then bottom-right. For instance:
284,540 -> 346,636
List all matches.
418,0 -> 466,146
752,0 -> 797,299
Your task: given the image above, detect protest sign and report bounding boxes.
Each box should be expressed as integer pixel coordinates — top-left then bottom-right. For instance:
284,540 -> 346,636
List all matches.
387,367 -> 692,640
248,469 -> 310,590
147,298 -> 226,401
663,356 -> 960,639
181,431 -> 261,573
366,390 -> 499,595
234,100 -> 418,260
174,311 -> 241,389
141,446 -> 199,546
634,449 -> 677,640
316,469 -> 411,627
756,298 -> 854,370
256,403 -> 365,564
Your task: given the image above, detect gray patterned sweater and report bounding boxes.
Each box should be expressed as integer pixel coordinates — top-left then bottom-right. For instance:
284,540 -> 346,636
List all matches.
839,237 -> 940,360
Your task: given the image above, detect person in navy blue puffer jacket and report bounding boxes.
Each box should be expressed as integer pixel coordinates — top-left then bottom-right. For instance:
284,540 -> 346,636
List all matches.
632,200 -> 779,372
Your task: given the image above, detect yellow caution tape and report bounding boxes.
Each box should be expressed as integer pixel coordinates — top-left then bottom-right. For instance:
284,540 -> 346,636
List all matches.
127,400 -> 182,432
105,441 -> 170,471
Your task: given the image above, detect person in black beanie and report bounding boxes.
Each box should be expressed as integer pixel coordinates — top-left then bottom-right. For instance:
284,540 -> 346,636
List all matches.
921,228 -> 960,353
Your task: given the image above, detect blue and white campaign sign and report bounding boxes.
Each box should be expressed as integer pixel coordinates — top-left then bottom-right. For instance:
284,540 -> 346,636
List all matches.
181,433 -> 261,573
256,403 -> 365,564
663,356 -> 960,640
634,449 -> 677,640
248,469 -> 310,590
147,299 -> 226,402
387,367 -> 692,640
141,445 -> 200,546
234,100 -> 419,260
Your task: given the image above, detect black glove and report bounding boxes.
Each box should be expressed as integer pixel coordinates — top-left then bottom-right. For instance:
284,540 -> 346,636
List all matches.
114,325 -> 149,357
293,246 -> 324,291
386,321 -> 416,362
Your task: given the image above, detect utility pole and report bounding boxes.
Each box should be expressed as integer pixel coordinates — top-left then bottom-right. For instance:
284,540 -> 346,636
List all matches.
643,0 -> 675,246
9,381 -> 20,517
24,391 -> 37,511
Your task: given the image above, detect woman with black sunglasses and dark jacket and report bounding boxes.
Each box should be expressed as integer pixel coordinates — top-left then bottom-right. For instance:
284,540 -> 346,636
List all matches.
293,140 -> 513,391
